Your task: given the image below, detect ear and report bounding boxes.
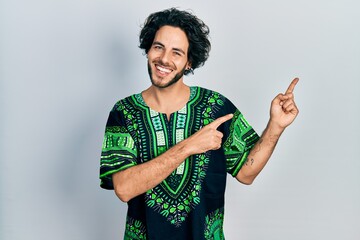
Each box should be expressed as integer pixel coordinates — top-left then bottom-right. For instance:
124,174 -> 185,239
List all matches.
186,62 -> 192,70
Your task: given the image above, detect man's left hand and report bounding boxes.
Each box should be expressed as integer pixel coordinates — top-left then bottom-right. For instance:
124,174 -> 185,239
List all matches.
270,78 -> 299,129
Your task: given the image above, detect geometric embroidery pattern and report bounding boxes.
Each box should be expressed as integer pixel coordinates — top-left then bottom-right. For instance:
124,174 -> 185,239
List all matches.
100,86 -> 260,238
204,208 -> 225,240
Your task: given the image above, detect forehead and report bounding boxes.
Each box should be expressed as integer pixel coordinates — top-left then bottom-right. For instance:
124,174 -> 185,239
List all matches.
153,25 -> 189,50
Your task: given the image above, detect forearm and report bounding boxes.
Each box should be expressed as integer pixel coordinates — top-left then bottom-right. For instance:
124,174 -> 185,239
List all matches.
112,140 -> 192,202
112,113 -> 233,202
236,120 -> 284,184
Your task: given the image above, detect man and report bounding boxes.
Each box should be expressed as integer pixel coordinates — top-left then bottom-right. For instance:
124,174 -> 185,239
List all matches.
100,8 -> 299,240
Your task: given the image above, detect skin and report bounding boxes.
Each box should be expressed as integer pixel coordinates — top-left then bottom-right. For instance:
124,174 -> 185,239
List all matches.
142,26 -> 192,117
235,78 -> 299,184
112,25 -> 299,202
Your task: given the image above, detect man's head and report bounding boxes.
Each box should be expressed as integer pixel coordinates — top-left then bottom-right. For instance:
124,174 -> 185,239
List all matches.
139,8 -> 211,76
145,25 -> 190,88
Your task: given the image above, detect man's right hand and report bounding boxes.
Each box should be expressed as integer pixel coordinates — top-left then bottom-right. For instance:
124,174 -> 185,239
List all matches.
185,113 -> 233,155
112,113 -> 233,203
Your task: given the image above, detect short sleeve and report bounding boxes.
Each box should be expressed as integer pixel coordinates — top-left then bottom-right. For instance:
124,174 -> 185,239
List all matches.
221,99 -> 260,177
99,104 -> 138,190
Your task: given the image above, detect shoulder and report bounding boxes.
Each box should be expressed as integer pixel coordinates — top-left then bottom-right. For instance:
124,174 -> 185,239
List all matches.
196,86 -> 223,96
106,93 -> 144,128
195,86 -> 232,106
111,93 -> 145,112
193,86 -> 239,122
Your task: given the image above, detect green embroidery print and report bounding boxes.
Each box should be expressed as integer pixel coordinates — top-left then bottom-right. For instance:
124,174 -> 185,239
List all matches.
145,153 -> 209,227
223,110 -> 260,176
100,86 -> 259,238
125,217 -> 147,240
204,208 -> 225,240
140,88 -> 211,227
202,91 -> 225,126
100,126 -> 138,185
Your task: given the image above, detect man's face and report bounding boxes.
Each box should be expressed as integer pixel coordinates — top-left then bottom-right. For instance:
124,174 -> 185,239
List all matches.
147,25 -> 191,88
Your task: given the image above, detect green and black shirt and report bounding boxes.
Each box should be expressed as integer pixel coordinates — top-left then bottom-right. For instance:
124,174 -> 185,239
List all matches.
100,86 -> 259,240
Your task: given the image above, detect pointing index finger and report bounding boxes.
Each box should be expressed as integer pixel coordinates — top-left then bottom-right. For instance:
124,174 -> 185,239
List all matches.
209,114 -> 233,129
286,78 -> 299,94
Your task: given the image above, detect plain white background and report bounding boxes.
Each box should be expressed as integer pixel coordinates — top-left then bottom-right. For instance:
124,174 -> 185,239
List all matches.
1,0 -> 359,239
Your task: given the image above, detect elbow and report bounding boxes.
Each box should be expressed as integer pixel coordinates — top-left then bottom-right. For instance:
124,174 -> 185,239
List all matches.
243,178 -> 255,185
236,167 -> 261,185
113,172 -> 132,203
117,194 -> 130,203
114,184 -> 131,203
238,176 -> 255,185
236,172 -> 257,185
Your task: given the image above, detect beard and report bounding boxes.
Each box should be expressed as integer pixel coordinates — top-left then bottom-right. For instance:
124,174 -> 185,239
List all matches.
147,61 -> 187,89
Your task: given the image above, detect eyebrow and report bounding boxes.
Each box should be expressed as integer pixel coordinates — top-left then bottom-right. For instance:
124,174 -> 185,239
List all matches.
152,41 -> 186,55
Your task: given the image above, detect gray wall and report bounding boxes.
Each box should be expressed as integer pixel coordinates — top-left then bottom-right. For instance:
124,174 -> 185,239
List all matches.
1,0 -> 359,239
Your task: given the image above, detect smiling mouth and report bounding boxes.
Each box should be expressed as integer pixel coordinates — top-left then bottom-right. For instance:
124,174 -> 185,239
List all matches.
155,64 -> 173,75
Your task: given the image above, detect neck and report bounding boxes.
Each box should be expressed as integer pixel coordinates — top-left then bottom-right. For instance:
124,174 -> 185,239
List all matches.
142,81 -> 190,116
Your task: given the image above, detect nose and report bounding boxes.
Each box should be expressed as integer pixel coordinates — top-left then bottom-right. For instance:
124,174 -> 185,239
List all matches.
159,50 -> 171,65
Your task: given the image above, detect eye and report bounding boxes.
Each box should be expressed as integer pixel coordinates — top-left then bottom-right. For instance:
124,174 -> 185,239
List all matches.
153,45 -> 163,50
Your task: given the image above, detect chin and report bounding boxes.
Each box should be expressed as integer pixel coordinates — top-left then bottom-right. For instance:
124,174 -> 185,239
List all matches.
155,79 -> 181,89
148,63 -> 185,89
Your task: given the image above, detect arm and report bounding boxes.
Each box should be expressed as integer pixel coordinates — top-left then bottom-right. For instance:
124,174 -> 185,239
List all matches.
236,78 -> 300,184
112,140 -> 191,203
112,114 -> 234,202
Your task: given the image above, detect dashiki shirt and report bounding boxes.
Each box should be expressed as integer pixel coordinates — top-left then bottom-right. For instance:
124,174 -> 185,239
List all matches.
100,86 -> 259,240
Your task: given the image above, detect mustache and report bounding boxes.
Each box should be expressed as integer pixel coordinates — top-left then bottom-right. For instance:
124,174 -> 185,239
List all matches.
153,60 -> 175,69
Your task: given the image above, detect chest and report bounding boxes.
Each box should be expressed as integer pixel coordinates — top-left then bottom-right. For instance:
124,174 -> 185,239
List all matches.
136,105 -> 199,160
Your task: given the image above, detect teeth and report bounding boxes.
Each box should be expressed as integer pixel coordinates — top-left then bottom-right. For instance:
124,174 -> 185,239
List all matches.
156,65 -> 172,73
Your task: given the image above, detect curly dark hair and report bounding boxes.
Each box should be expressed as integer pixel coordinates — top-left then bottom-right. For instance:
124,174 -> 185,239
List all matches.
139,8 -> 211,75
